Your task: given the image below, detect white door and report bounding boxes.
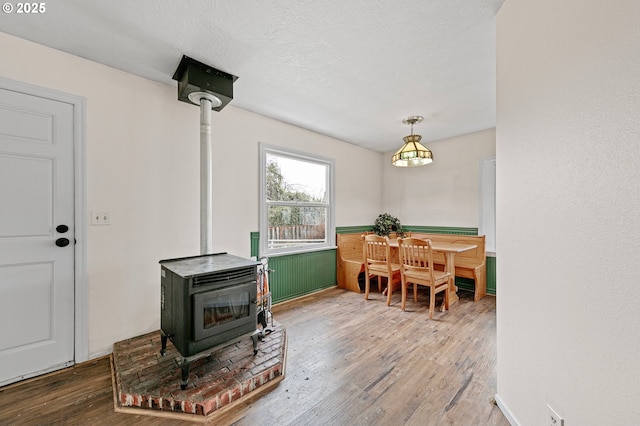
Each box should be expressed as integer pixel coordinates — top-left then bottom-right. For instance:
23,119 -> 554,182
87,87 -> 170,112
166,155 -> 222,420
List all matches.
0,87 -> 75,386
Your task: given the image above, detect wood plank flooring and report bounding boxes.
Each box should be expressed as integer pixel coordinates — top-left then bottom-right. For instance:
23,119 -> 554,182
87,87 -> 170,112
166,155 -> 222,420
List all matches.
0,287 -> 508,425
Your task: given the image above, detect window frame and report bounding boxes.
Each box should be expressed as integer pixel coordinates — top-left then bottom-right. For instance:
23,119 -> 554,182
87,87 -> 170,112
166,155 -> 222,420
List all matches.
259,143 -> 336,256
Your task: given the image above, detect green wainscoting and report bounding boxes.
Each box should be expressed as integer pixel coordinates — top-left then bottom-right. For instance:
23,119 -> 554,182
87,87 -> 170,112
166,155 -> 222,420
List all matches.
403,225 -> 478,235
336,225 -> 479,236
457,260 -> 496,295
266,250 -> 336,303
486,255 -> 496,295
250,232 -> 259,259
250,232 -> 337,303
336,226 -> 373,234
251,226 -> 496,303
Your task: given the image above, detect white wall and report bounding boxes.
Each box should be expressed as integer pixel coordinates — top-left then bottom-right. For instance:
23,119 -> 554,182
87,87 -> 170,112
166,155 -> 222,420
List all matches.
0,32 -> 382,356
496,1 -> 640,424
382,128 -> 495,227
209,107 -> 384,239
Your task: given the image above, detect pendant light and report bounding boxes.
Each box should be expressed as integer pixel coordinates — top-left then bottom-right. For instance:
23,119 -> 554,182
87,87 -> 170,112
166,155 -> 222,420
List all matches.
391,116 -> 433,167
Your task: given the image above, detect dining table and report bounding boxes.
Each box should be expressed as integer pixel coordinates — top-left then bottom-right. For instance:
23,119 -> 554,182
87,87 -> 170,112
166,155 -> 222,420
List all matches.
387,238 -> 477,305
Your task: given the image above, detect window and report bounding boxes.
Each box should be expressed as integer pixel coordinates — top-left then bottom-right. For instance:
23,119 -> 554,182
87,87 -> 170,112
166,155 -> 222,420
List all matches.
259,144 -> 335,256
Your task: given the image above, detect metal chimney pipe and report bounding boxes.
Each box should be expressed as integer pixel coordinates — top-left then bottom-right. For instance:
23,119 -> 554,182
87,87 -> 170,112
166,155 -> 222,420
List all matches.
189,92 -> 222,255
172,56 -> 238,255
199,97 -> 213,255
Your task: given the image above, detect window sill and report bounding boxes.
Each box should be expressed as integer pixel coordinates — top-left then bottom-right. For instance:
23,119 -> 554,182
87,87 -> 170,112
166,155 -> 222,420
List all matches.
266,246 -> 338,258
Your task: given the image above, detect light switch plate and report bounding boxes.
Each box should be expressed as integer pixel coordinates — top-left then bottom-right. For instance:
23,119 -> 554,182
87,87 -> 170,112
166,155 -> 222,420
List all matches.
91,211 -> 111,225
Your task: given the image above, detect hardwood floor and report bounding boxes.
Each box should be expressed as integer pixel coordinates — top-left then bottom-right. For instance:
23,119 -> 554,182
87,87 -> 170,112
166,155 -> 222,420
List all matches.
0,287 -> 508,425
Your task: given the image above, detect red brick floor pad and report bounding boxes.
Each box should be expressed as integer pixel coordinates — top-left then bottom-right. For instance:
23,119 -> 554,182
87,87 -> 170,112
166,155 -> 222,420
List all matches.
111,324 -> 286,419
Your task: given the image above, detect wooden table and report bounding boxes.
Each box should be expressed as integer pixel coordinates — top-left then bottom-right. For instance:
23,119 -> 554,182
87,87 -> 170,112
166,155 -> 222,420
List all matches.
388,239 -> 477,305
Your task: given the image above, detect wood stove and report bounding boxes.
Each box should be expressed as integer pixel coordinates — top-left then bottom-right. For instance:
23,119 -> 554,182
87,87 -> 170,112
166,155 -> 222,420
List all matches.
159,253 -> 260,388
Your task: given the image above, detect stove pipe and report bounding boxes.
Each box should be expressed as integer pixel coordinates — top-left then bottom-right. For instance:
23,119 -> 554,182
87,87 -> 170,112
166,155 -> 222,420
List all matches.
196,93 -> 216,254
172,56 -> 238,254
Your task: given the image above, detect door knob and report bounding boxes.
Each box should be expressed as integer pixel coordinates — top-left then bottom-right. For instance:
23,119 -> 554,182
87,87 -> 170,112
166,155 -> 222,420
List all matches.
56,224 -> 69,233
55,238 -> 70,247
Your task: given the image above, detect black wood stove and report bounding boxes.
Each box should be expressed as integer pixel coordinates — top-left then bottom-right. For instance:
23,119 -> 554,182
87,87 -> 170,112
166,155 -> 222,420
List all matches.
159,253 -> 260,389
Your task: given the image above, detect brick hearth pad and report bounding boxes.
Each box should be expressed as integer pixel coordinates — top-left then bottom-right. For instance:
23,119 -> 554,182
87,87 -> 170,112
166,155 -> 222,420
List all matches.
111,324 -> 286,421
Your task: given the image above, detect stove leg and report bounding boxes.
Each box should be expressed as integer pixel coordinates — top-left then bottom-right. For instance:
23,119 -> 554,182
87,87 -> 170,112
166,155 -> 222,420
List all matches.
180,358 -> 191,390
160,332 -> 168,356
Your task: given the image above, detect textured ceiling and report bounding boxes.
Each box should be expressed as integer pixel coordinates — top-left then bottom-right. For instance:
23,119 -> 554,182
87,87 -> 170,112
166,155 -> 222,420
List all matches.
0,0 -> 504,152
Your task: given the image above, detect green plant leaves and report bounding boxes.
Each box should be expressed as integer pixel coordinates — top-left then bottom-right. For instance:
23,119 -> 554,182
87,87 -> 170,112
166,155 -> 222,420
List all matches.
372,213 -> 403,236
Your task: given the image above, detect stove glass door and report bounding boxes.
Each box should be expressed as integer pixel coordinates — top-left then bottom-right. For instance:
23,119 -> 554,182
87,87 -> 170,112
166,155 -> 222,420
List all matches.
193,282 -> 255,341
203,292 -> 249,329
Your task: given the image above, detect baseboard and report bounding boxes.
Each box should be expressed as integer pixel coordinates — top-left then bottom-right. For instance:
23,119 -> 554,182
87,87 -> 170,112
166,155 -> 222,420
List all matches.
88,349 -> 113,360
494,393 -> 519,426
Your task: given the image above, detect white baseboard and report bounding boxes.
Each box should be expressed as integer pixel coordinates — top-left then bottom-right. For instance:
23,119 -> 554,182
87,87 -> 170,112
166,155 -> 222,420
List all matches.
88,349 -> 113,360
495,393 -> 519,426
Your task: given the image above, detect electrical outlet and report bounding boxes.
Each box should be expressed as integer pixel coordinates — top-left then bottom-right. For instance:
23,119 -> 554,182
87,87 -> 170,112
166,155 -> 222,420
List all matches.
548,404 -> 564,426
91,211 -> 111,225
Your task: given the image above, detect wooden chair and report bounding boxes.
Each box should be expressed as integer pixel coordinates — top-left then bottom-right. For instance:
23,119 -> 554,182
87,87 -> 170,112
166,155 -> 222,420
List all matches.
397,237 -> 451,319
362,234 -> 402,305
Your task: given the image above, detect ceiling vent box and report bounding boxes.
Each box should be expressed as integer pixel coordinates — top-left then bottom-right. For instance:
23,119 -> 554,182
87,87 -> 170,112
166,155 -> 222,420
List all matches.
172,55 -> 238,111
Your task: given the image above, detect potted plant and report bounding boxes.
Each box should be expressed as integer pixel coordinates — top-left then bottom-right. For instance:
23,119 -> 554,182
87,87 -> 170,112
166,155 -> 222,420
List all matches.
372,213 -> 404,237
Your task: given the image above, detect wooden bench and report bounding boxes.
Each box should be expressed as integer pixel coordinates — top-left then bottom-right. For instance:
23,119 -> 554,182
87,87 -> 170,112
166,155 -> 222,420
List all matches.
336,232 -> 487,301
336,233 -> 367,293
